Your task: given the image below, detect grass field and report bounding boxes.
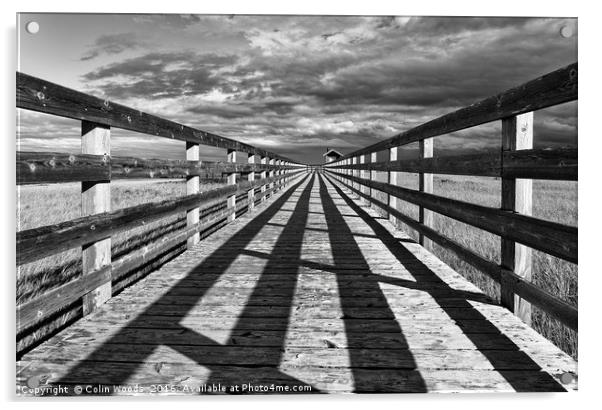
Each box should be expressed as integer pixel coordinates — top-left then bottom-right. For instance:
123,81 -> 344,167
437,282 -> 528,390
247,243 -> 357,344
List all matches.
368,172 -> 578,359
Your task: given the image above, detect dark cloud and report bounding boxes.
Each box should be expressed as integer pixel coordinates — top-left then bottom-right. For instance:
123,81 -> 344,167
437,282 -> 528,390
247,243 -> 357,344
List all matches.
75,16 -> 577,163
82,52 -> 238,99
81,33 -> 144,61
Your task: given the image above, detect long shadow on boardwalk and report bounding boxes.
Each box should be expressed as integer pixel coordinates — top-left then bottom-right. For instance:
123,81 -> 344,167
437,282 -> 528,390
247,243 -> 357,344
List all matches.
315,173 -> 427,392
57,174 -> 317,392
321,172 -> 566,392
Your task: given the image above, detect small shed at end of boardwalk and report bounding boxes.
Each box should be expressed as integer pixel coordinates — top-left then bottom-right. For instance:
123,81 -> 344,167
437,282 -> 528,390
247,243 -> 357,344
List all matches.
323,148 -> 343,163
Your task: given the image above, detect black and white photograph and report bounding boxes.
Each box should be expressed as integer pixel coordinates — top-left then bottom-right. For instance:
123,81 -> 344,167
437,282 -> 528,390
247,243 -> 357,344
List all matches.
13,8 -> 580,397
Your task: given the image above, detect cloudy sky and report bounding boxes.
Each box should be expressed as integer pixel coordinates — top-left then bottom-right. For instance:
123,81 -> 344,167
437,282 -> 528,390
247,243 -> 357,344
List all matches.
17,14 -> 577,163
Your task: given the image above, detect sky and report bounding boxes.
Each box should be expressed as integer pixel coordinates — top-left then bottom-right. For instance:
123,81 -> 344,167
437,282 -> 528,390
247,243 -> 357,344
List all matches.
17,14 -> 577,164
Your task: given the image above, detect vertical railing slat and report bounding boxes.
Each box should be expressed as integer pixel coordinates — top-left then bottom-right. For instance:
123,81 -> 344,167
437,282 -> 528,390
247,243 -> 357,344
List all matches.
501,113 -> 534,325
419,138 -> 433,250
248,153 -> 255,212
261,156 -> 267,203
81,120 -> 111,315
227,149 -> 237,222
388,147 -> 398,226
186,142 -> 200,248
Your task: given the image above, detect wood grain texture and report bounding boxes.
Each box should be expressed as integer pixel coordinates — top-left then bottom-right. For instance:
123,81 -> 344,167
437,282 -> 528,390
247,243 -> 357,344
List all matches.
501,114 -> 534,325
186,142 -> 200,248
17,172 -> 576,395
16,151 -> 296,185
81,121 -> 111,316
419,138 -> 433,250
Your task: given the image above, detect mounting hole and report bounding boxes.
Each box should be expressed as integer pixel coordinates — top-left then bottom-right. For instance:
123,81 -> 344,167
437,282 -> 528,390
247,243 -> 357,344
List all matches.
25,21 -> 40,34
560,25 -> 573,38
560,372 -> 575,384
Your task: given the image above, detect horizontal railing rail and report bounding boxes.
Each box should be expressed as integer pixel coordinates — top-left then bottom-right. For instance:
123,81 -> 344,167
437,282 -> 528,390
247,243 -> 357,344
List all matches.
327,147 -> 577,181
324,62 -> 578,332
17,151 -> 298,185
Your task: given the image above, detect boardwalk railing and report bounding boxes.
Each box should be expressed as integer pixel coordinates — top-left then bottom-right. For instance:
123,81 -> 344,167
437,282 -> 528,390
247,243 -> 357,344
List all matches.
16,72 -> 305,341
324,63 -> 578,331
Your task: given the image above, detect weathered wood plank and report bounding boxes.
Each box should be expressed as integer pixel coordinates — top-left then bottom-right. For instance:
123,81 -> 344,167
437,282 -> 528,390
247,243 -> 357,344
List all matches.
186,142 -> 200,248
16,266 -> 111,334
81,121 -> 111,315
17,151 -> 110,184
501,113 -> 534,325
328,148 -> 577,181
16,151 -> 296,184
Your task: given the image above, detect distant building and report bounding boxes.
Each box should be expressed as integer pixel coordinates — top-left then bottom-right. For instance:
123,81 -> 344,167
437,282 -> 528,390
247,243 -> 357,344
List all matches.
323,147 -> 343,163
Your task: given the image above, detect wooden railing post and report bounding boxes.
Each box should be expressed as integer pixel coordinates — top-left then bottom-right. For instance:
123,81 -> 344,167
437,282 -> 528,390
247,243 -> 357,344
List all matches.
360,155 -> 367,204
81,120 -> 111,315
370,152 -> 377,208
277,159 -> 282,191
269,158 -> 275,198
186,142 -> 200,248
501,113 -> 533,325
352,157 -> 358,194
261,156 -> 267,203
388,147 -> 398,225
248,153 -> 255,212
227,149 -> 237,222
419,138 -> 433,250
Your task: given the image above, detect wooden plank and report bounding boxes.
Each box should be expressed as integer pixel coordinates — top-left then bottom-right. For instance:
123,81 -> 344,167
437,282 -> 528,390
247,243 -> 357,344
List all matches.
369,152 -> 377,208
16,151 -> 297,184
419,138 -> 433,250
330,151 -> 501,177
503,147 -> 577,180
186,142 -> 200,248
248,153 -> 255,212
226,149 -> 236,222
388,147 -> 398,224
16,72 -> 293,162
16,151 -> 110,184
335,62 -> 577,161
331,172 -> 577,263
16,266 -> 111,334
17,171 -> 302,265
501,113 -> 534,325
81,120 -> 111,315
261,156 -> 267,204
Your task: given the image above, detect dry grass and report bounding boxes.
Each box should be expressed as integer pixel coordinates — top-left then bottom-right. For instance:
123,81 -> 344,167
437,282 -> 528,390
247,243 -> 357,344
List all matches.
369,172 -> 577,359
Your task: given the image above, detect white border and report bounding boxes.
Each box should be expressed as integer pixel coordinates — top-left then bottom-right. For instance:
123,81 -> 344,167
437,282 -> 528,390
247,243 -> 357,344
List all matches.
2,1 -> 600,408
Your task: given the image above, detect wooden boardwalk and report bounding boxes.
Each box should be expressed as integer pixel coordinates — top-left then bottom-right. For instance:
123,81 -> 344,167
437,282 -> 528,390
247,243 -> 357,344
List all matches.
17,172 -> 577,394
